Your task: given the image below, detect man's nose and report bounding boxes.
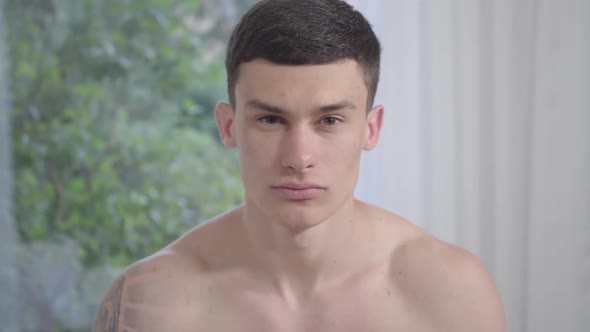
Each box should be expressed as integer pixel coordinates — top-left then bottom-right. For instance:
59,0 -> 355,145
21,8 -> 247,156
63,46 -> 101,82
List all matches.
280,126 -> 316,172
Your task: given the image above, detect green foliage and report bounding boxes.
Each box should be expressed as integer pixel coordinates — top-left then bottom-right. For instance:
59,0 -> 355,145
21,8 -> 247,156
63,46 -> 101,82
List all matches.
6,0 -> 244,270
4,0 -> 259,328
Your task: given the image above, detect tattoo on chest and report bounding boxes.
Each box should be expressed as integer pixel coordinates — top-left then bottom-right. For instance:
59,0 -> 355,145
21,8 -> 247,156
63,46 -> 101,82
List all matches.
93,275 -> 126,332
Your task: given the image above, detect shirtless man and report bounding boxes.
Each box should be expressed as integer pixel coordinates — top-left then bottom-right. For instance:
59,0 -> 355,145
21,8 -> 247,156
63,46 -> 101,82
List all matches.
93,0 -> 506,331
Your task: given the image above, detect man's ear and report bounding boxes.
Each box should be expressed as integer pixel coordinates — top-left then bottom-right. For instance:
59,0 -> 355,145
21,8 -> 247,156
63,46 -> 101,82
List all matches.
363,105 -> 384,151
215,101 -> 237,148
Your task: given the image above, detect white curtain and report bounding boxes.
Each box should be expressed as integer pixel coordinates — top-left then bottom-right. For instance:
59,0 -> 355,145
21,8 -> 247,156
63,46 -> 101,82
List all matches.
353,0 -> 590,331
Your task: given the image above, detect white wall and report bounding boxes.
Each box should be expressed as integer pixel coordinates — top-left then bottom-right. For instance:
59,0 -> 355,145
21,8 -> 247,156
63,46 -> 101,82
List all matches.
352,0 -> 590,331
354,0 -> 428,229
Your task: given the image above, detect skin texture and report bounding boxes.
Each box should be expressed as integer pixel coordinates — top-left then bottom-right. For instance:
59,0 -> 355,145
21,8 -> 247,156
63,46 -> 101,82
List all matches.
93,275 -> 125,331
92,59 -> 506,332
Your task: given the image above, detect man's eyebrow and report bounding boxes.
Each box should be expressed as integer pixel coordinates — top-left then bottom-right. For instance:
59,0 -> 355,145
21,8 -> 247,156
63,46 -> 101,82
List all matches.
244,99 -> 285,114
244,99 -> 357,114
318,100 -> 357,113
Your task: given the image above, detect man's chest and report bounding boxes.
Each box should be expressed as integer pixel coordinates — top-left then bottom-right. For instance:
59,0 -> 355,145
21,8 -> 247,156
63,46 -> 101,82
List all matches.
194,303 -> 431,332
189,286 -> 433,332
138,261 -> 436,331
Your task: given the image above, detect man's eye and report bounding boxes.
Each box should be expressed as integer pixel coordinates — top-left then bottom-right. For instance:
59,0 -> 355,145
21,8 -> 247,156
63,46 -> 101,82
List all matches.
320,116 -> 342,126
258,116 -> 281,125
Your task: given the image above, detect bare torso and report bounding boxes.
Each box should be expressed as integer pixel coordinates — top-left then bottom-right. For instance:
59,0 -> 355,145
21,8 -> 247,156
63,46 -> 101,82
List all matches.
94,201 -> 504,332
119,261 -> 430,332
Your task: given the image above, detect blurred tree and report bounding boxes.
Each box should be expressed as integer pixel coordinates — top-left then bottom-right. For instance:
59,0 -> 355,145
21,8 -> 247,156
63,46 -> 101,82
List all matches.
4,0 -> 254,330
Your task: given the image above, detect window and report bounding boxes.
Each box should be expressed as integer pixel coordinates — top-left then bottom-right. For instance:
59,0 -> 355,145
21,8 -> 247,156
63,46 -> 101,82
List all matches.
1,0 -> 254,330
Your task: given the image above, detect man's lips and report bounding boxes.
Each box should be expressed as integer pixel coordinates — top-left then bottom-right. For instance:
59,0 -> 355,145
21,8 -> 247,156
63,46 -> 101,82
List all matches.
271,184 -> 325,201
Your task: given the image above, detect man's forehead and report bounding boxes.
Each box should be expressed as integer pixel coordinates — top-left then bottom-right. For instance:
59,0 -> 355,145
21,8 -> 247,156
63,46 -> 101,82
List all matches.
234,59 -> 369,106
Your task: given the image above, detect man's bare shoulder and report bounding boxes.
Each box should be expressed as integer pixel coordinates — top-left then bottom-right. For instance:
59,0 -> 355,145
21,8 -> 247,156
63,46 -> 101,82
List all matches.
357,203 -> 505,331
92,248 -> 213,331
92,208 -> 243,331
390,233 -> 506,331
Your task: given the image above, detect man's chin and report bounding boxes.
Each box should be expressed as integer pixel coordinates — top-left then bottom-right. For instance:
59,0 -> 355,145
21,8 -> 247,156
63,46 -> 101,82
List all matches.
269,203 -> 335,230
245,194 -> 338,226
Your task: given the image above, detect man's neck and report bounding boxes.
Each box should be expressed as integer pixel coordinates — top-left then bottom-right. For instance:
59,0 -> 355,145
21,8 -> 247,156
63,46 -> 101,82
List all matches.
238,199 -> 365,306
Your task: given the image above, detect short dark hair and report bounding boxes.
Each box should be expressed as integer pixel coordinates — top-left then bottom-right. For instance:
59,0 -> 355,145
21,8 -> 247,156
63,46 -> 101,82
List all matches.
225,0 -> 381,109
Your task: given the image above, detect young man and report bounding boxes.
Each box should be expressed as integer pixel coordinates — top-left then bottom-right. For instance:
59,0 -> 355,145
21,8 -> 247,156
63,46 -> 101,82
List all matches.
93,1 -> 506,331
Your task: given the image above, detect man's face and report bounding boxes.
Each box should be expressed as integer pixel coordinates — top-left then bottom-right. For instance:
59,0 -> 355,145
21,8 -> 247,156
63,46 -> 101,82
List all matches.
215,59 -> 383,228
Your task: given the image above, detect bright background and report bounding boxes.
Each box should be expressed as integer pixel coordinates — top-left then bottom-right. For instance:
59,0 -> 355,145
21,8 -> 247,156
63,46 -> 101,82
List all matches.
352,1 -> 590,331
